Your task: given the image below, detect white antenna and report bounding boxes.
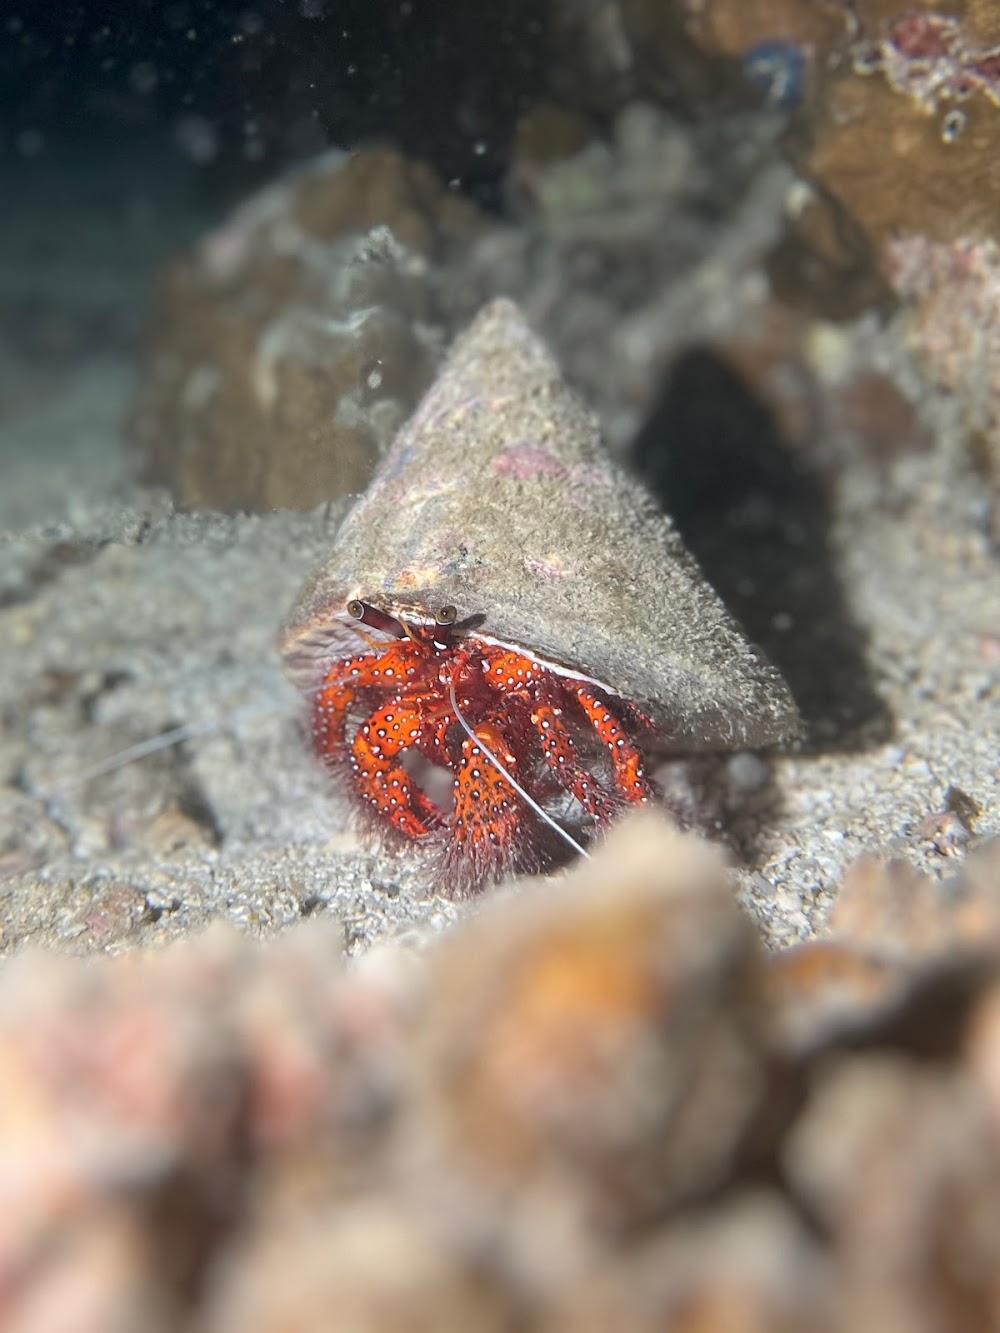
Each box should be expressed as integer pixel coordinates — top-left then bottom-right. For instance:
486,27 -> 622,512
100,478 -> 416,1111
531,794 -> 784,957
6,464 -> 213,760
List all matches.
447,681 -> 591,861
44,699 -> 280,796
44,654 -> 397,799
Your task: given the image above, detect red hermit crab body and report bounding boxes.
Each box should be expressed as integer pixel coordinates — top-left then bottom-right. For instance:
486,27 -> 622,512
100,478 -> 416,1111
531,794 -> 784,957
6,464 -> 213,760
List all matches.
311,597 -> 653,885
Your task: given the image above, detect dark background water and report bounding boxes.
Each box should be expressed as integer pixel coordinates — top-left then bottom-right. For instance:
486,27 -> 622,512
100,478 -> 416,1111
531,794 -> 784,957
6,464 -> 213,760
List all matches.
0,0 -> 547,206
0,0 -> 551,460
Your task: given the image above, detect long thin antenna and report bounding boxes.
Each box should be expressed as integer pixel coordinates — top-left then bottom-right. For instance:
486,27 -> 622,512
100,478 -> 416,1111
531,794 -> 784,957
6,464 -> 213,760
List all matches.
44,700 -> 280,796
447,681 -> 590,861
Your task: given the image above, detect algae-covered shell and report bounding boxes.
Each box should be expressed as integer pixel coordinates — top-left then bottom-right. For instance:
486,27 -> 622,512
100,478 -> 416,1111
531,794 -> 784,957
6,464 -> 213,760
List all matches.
282,298 -> 801,751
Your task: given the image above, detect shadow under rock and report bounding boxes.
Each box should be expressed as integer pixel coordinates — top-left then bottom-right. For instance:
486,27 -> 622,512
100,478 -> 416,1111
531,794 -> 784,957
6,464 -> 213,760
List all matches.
632,347 -> 892,755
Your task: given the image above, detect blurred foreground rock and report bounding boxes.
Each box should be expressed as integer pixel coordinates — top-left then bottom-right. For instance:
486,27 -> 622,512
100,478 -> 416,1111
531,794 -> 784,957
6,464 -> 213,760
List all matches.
4,812 -> 1000,1330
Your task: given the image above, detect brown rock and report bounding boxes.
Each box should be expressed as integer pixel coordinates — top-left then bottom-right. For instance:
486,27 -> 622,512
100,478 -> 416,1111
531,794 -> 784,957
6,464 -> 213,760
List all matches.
786,1054 -> 1000,1332
767,845 -> 1000,1047
204,1200 -> 516,1333
290,146 -> 482,258
508,103 -> 596,172
963,973 -> 1000,1132
681,0 -> 1000,509
132,147 -> 484,513
8,814 -> 1000,1329
764,939 -> 906,1051
0,924 -> 413,1325
804,64 -> 1000,255
682,3 -> 1000,257
685,0 -> 848,69
397,813 -> 767,1277
539,1193 -> 833,1333
712,303 -> 927,468
833,843 -> 1000,959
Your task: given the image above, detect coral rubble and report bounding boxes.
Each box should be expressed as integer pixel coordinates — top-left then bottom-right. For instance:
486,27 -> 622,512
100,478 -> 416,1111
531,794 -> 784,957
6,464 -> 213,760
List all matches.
679,0 -> 1000,525
3,815 -> 1000,1329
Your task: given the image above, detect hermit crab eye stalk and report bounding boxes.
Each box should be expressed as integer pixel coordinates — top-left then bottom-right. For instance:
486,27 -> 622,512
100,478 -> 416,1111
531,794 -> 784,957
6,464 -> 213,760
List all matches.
346,599 -> 405,638
431,604 -> 459,649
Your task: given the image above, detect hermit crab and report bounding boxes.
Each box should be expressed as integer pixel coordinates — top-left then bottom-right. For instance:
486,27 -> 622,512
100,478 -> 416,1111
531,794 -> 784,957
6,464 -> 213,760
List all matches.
281,299 -> 800,894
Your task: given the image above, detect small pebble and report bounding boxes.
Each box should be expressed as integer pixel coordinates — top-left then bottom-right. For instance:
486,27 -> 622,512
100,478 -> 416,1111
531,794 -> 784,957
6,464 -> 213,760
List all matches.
727,752 -> 771,794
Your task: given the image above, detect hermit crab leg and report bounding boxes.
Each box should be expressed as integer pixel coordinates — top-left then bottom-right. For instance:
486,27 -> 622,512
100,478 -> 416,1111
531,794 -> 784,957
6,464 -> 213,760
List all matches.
314,639 -> 427,759
351,699 -> 443,837
572,685 -> 653,804
346,640 -> 423,688
479,645 -> 620,815
450,719 -> 524,863
448,683 -> 590,861
481,647 -> 544,693
313,666 -> 360,759
415,710 -> 453,769
530,697 -> 621,822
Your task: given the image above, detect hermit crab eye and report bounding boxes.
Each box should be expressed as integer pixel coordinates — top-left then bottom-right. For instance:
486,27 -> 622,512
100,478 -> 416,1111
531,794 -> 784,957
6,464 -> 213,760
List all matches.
436,604 -> 458,626
347,599 -> 365,620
